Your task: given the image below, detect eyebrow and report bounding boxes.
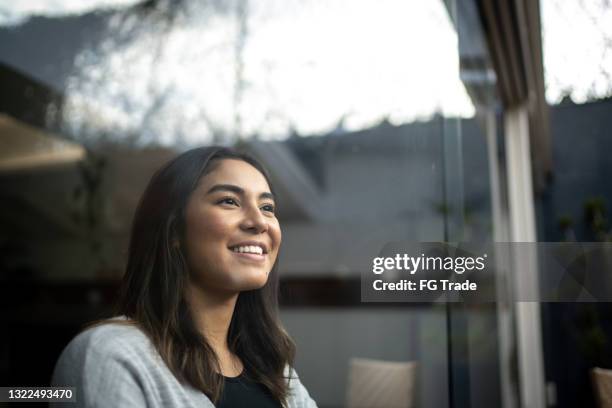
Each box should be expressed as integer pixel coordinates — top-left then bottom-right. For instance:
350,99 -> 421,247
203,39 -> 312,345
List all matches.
206,184 -> 275,201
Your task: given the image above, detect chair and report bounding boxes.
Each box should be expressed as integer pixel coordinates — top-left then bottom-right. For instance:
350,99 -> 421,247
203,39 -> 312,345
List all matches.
346,357 -> 417,408
592,367 -> 612,408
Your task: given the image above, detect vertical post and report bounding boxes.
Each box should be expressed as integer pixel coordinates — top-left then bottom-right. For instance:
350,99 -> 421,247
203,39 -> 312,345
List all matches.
504,105 -> 546,408
442,114 -> 470,408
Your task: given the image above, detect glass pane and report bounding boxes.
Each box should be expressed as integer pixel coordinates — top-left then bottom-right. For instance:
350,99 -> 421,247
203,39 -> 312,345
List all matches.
446,1 -> 507,407
0,1 -> 497,407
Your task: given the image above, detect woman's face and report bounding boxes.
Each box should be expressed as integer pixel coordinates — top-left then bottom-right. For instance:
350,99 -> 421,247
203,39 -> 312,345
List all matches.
183,159 -> 281,294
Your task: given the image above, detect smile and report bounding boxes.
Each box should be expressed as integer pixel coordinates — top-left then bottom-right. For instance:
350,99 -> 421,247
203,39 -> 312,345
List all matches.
228,245 -> 267,264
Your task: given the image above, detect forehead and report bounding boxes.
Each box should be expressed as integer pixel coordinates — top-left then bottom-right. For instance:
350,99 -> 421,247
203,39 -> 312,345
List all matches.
198,159 -> 271,193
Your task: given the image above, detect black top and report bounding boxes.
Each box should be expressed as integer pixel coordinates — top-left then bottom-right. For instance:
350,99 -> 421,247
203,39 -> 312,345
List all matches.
216,372 -> 282,408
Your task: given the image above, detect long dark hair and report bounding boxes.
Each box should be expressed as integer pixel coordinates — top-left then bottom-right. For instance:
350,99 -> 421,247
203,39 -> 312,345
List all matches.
113,146 -> 295,404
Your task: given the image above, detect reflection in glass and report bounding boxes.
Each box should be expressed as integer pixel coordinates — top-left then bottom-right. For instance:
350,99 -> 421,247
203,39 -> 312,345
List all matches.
54,0 -> 474,147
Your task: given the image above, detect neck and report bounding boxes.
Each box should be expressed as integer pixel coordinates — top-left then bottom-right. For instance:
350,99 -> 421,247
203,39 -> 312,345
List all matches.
186,283 -> 239,352
186,283 -> 244,376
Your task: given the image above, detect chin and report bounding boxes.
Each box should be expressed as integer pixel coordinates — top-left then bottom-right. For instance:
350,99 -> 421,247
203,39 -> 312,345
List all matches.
220,268 -> 269,292
238,276 -> 269,291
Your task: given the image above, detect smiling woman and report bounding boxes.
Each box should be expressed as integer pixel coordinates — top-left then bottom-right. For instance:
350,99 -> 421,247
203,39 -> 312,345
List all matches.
49,146 -> 317,408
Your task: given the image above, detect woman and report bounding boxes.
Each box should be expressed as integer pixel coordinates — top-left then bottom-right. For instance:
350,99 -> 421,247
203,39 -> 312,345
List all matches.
51,146 -> 317,408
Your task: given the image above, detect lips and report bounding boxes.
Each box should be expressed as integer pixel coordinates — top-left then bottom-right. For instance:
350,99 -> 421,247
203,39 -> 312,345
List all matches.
227,241 -> 270,265
232,251 -> 266,264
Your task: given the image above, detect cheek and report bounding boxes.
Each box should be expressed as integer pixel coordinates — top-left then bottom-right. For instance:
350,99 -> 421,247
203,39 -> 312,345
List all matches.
269,222 -> 282,256
275,224 -> 282,246
202,213 -> 233,240
185,209 -> 233,256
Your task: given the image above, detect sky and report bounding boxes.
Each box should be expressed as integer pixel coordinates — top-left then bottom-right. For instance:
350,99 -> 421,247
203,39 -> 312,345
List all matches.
540,0 -> 612,103
0,0 -> 140,26
0,0 -> 610,145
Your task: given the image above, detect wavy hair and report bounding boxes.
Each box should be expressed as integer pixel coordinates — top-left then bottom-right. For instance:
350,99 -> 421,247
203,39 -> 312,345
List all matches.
107,146 -> 294,405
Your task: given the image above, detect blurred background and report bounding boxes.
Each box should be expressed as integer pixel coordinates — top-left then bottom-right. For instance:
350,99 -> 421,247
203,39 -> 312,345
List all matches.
0,0 -> 611,407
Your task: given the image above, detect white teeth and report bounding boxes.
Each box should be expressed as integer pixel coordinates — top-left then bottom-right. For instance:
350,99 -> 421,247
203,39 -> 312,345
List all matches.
232,245 -> 264,255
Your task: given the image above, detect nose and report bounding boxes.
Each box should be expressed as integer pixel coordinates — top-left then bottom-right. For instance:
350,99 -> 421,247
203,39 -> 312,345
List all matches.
240,204 -> 268,234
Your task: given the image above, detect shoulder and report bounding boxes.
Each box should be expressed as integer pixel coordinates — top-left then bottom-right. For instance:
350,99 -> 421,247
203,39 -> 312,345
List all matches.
51,318 -> 168,407
74,317 -> 150,351
51,317 -> 218,407
52,317 -> 156,386
61,318 -> 151,361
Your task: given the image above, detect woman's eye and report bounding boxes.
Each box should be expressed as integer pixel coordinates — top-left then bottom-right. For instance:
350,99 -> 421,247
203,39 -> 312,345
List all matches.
262,204 -> 276,213
218,197 -> 239,206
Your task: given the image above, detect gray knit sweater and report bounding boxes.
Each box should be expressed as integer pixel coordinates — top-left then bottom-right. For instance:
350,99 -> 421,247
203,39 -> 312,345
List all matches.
50,318 -> 317,408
